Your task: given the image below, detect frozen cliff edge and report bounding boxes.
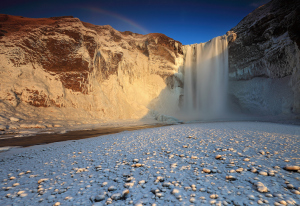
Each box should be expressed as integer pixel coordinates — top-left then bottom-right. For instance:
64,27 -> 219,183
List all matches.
0,15 -> 184,131
227,0 -> 300,115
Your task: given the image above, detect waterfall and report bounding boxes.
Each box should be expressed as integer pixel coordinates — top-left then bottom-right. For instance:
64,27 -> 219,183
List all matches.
183,35 -> 228,119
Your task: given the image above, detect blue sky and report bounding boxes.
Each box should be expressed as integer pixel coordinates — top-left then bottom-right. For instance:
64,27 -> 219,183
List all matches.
0,0 -> 270,45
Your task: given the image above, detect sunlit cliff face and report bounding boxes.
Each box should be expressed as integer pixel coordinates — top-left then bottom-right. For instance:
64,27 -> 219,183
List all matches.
0,15 -> 184,123
1,0 -> 300,128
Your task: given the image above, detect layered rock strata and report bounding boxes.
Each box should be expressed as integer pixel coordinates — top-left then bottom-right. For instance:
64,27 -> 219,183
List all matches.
0,15 -> 183,127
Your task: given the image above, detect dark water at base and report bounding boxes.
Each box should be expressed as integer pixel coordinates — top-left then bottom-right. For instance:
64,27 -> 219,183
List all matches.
0,124 -> 169,148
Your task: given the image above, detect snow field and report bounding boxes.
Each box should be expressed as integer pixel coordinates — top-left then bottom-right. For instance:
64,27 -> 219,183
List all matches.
0,122 -> 300,206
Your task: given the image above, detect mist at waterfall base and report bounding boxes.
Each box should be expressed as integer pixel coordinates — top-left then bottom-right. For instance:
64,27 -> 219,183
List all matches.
180,35 -> 229,121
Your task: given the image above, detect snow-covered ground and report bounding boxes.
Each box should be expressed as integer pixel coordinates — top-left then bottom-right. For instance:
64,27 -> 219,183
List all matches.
0,122 -> 300,206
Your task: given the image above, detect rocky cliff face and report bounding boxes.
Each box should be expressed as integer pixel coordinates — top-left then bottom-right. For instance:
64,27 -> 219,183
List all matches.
0,14 -> 183,128
228,0 -> 300,115
1,0 -> 298,130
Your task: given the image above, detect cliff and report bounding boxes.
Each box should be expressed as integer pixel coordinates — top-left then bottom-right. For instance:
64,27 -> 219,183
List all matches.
0,15 -> 183,130
227,0 -> 300,115
1,0 -> 299,132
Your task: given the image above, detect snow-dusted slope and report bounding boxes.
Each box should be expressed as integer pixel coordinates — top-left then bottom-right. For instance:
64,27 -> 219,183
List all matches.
0,15 -> 184,131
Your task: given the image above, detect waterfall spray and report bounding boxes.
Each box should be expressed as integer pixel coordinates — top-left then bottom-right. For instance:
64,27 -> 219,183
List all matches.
183,35 -> 228,119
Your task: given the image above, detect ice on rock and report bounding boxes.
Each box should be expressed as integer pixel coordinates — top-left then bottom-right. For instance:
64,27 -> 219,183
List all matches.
248,195 -> 256,200
108,186 -> 117,191
95,194 -> 105,202
101,182 -> 108,187
105,198 -> 113,204
111,193 -> 121,200
171,188 -> 180,198
189,197 -> 196,203
138,180 -> 146,185
75,168 -> 88,173
124,182 -> 135,188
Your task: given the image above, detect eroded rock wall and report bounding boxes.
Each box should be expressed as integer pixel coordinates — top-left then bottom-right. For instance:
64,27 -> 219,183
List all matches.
228,0 -> 300,115
0,15 -> 184,125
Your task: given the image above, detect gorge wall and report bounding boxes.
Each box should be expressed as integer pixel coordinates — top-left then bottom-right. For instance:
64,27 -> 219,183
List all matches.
0,14 -> 184,128
227,0 -> 300,115
0,0 -> 299,130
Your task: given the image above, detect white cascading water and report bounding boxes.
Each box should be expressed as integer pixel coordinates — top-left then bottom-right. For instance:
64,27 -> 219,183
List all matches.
183,35 -> 228,119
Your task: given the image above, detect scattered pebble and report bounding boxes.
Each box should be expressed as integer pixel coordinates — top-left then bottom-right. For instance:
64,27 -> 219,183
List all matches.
210,194 -> 218,199
0,122 -> 299,206
10,117 -> 19,122
259,171 -> 268,176
203,168 -> 211,173
284,166 -> 300,171
256,182 -> 268,193
226,176 -> 237,181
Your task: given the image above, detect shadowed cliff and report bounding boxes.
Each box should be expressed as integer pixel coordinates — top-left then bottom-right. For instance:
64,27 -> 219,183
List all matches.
227,0 -> 300,115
